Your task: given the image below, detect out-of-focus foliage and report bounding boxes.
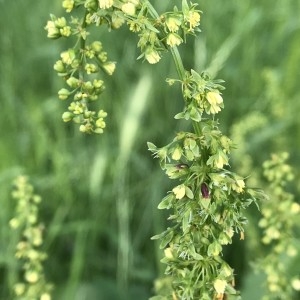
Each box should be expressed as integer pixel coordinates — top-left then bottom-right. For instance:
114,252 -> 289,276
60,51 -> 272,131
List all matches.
0,0 -> 299,299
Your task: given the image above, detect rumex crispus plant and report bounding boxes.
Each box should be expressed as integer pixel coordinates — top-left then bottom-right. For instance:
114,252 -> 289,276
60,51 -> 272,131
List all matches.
10,176 -> 52,300
45,1 -> 267,299
256,153 -> 300,300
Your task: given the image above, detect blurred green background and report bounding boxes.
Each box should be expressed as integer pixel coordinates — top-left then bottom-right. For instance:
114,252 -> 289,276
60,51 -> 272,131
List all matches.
0,0 -> 299,299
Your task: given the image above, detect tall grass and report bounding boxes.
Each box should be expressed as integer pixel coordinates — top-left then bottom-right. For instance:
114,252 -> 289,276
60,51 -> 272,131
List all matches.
0,0 -> 299,299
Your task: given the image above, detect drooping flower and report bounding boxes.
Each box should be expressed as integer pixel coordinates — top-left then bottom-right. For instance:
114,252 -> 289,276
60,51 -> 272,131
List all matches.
172,184 -> 186,199
122,2 -> 136,15
232,178 -> 245,193
166,33 -> 183,47
45,20 -> 60,39
62,0 -> 74,12
145,48 -> 161,64
213,279 -> 227,298
206,91 -> 224,114
99,0 -> 114,9
166,16 -> 181,32
187,10 -> 201,30
102,61 -> 116,75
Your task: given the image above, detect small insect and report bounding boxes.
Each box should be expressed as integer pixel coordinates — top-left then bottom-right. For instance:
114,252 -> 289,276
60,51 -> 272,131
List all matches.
175,163 -> 189,170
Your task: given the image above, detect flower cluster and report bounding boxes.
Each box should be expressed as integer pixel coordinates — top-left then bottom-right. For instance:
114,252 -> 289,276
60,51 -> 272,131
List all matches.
53,39 -> 113,133
10,176 -> 52,300
148,125 -> 262,298
169,71 -> 225,121
45,14 -> 71,39
256,153 -> 300,299
45,0 -> 203,132
129,1 -> 201,64
45,3 -> 117,133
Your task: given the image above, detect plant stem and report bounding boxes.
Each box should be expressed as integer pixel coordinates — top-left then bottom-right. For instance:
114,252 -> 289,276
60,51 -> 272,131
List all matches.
145,1 -> 203,136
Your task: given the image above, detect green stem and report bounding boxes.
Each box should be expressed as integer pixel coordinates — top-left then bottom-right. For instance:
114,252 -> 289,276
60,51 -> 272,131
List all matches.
145,1 -> 186,80
193,121 -> 202,135
170,46 -> 186,80
145,1 -> 202,135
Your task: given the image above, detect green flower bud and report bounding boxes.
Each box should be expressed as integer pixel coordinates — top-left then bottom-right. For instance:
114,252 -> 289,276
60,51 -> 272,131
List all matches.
98,52 -> 107,62
60,26 -> 71,37
172,184 -> 186,199
99,0 -> 114,9
74,92 -> 88,100
62,0 -> 74,12
71,59 -> 80,69
9,218 -> 20,229
96,118 -> 106,128
14,283 -> 25,296
41,294 -> 51,300
73,116 -> 81,124
122,3 -> 136,16
213,279 -> 227,294
66,76 -> 79,88
84,0 -> 98,10
91,41 -> 103,52
62,112 -> 73,122
83,81 -> 93,91
128,19 -> 142,32
187,10 -> 201,31
70,101 -> 85,114
145,48 -> 161,64
85,46 -> 95,59
220,264 -> 233,277
292,278 -> 300,291
58,88 -> 71,100
90,95 -> 99,101
79,124 -> 88,132
171,147 -> 182,160
61,49 -> 76,65
98,109 -> 107,118
166,33 -> 183,47
111,12 -> 125,29
218,232 -> 231,245
102,61 -> 116,75
53,60 -> 65,73
45,20 -> 60,39
93,79 -> 104,89
208,241 -> 222,256
55,17 -> 67,28
206,91 -> 223,114
166,16 -> 181,32
94,128 -> 104,134
85,63 -> 97,74
25,271 -> 39,283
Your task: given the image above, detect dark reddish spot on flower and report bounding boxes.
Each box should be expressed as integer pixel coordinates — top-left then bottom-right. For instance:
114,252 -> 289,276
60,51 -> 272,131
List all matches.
175,163 -> 189,169
201,183 -> 210,198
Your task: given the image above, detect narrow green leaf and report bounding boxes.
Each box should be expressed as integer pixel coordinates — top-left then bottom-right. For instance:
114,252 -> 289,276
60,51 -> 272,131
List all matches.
185,186 -> 194,199
147,142 -> 157,152
174,112 -> 185,119
158,194 -> 174,209
159,230 -> 174,249
188,244 -> 203,260
144,20 -> 160,33
182,209 -> 191,232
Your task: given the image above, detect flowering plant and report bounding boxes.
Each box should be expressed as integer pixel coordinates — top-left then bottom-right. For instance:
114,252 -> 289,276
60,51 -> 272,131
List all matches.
45,1 -> 267,299
10,176 -> 52,300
